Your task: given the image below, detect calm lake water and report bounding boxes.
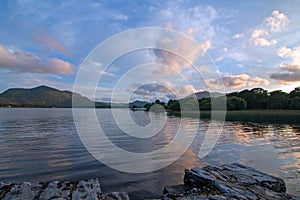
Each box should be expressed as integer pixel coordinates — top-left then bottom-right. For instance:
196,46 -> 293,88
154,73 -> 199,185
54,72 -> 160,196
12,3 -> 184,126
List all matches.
0,108 -> 299,199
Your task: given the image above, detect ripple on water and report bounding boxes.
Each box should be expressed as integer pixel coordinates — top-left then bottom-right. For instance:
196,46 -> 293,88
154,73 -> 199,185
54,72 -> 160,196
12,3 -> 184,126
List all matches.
0,108 -> 299,198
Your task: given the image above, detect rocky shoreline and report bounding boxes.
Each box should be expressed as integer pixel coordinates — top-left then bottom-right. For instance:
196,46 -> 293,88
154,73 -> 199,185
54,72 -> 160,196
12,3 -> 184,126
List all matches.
0,178 -> 129,200
0,163 -> 299,200
163,163 -> 299,200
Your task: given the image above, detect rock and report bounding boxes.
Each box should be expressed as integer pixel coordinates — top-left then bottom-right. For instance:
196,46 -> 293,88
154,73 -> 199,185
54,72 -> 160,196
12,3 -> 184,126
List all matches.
163,163 -> 300,200
1,163 -> 299,200
103,191 -> 130,200
184,168 -> 216,188
163,185 -> 191,198
204,163 -> 286,192
71,179 -> 102,200
0,178 -> 111,200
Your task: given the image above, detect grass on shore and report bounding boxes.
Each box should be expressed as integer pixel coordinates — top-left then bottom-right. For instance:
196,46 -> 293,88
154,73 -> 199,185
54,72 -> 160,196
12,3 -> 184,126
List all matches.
168,110 -> 300,125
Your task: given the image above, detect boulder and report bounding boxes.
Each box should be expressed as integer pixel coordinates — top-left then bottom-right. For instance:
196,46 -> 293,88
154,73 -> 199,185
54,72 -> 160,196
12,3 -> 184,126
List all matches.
163,163 -> 300,200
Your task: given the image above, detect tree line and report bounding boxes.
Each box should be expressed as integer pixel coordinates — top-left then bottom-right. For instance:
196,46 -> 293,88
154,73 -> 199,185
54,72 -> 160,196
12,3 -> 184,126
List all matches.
145,87 -> 300,111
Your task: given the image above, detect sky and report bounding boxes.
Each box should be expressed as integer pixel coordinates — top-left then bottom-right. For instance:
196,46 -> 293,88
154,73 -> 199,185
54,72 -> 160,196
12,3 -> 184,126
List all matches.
0,0 -> 300,102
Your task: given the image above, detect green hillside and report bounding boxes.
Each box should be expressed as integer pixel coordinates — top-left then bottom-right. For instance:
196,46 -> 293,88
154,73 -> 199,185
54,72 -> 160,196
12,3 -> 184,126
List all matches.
0,85 -> 108,108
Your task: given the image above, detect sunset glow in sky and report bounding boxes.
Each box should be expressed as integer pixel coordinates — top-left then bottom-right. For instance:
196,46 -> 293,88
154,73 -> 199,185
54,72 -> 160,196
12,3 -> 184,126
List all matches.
0,0 -> 300,101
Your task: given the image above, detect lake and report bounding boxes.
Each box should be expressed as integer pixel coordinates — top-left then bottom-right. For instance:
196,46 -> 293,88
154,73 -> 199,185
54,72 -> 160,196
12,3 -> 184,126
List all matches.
0,108 -> 299,199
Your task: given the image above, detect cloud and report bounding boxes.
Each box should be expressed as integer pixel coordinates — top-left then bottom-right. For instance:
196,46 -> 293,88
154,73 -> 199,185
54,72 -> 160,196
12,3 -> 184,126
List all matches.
134,84 -> 171,96
165,21 -> 173,29
279,62 -> 300,72
34,31 -> 71,57
233,33 -> 244,39
252,37 -> 273,47
200,40 -> 212,53
250,29 -> 276,47
277,46 -> 300,62
223,74 -> 250,88
247,76 -> 270,87
216,56 -> 224,62
264,10 -> 289,33
112,13 -> 128,21
270,70 -> 300,84
250,10 -> 288,47
251,29 -> 268,38
198,66 -> 209,73
205,74 -> 270,89
129,81 -> 197,99
153,38 -> 211,75
158,4 -> 219,42
270,45 -> 300,83
0,44 -> 73,74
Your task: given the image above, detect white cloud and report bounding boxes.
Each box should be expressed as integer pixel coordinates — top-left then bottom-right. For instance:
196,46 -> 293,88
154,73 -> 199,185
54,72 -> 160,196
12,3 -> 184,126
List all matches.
251,29 -> 268,38
233,33 -> 244,39
277,46 -> 300,62
200,40 -> 211,53
252,37 -> 271,47
251,29 -> 272,47
152,4 -> 220,43
250,10 -> 288,47
0,44 -> 73,74
216,56 -> 224,62
264,10 -> 289,33
153,36 -> 211,75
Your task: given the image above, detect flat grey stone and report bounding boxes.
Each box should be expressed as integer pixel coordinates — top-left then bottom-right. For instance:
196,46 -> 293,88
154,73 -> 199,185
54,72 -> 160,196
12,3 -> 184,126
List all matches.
184,168 -> 216,187
163,163 -> 299,200
0,178 -> 104,200
103,191 -> 130,200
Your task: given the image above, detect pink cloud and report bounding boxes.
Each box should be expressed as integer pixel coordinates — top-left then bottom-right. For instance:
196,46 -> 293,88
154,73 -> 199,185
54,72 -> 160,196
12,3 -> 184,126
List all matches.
271,45 -> 300,84
33,31 -> 71,57
205,74 -> 270,89
0,44 -> 73,74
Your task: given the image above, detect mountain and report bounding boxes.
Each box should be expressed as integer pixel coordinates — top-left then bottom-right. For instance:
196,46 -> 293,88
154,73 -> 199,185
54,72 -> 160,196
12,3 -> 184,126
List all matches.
96,100 -> 149,108
0,85 -> 109,108
129,100 -> 149,108
185,91 -> 223,99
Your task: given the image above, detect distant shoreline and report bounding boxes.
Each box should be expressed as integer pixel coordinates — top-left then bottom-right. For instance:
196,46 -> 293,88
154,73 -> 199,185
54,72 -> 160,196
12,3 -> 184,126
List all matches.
168,110 -> 300,125
1,107 -> 300,125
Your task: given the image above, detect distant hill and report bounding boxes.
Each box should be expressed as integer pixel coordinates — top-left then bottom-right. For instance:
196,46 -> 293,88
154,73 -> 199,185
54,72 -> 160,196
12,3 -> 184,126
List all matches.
97,100 -> 149,108
185,91 -> 223,99
0,85 -> 109,108
129,100 -> 149,108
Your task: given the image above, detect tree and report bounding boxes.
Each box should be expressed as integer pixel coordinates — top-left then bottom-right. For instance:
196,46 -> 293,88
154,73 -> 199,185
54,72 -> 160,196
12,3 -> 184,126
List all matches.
267,90 -> 289,109
227,96 -> 247,111
288,97 -> 300,110
146,99 -> 167,111
167,99 -> 180,111
290,87 -> 300,98
229,88 -> 267,109
186,98 -> 199,110
199,102 -> 211,110
198,98 -> 211,110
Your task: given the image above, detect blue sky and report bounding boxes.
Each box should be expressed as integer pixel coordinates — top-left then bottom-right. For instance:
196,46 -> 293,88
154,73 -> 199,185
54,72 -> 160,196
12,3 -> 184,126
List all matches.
0,0 -> 300,102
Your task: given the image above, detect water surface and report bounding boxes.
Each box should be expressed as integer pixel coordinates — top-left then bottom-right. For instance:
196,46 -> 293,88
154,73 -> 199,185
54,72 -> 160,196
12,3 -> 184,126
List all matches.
0,108 -> 299,198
